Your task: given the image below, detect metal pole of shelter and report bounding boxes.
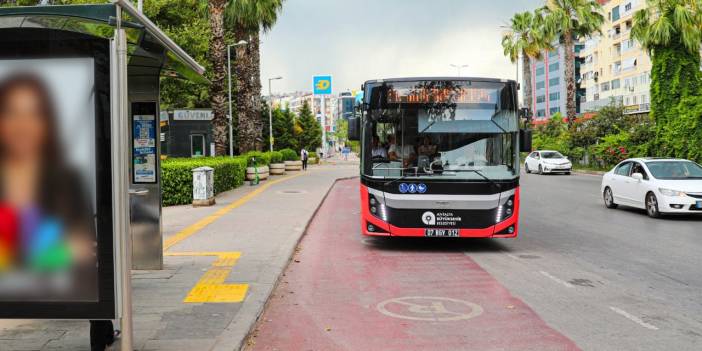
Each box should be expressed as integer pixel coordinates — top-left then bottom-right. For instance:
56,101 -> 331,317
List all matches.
321,95 -> 327,157
112,4 -> 134,350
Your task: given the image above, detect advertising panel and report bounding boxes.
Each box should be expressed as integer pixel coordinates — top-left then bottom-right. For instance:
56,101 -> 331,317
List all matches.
0,29 -> 115,319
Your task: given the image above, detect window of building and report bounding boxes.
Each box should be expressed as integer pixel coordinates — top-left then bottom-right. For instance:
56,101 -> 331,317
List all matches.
549,77 -> 560,86
536,95 -> 546,103
536,81 -> 545,89
536,66 -> 545,76
549,62 -> 559,72
550,106 -> 561,114
641,72 -> 649,85
625,2 -> 632,11
537,109 -> 546,117
549,50 -> 558,58
625,96 -> 630,105
612,6 -> 620,21
611,79 -> 621,89
633,95 -> 638,104
601,82 -> 610,91
642,94 -> 648,104
549,92 -> 560,101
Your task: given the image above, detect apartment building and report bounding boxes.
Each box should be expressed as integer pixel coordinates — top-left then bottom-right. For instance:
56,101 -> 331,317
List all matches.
530,43 -> 586,121
579,0 -> 651,114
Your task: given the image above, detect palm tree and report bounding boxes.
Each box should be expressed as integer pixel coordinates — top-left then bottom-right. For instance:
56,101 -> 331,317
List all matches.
542,0 -> 604,124
226,0 -> 284,153
632,0 -> 702,120
501,11 -> 551,115
208,0 -> 230,156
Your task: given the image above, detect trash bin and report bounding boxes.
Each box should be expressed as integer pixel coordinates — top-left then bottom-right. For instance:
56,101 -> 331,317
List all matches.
192,166 -> 215,207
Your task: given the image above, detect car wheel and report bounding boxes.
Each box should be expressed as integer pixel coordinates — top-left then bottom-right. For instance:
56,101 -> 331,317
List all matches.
525,163 -> 531,174
646,192 -> 661,218
538,164 -> 543,175
565,171 -> 571,175
603,187 -> 618,209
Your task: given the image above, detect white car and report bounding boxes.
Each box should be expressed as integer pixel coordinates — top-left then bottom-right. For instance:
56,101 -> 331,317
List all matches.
601,158 -> 702,217
524,150 -> 572,174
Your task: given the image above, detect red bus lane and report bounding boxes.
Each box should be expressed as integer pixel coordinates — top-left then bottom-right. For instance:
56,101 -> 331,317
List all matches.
248,179 -> 579,351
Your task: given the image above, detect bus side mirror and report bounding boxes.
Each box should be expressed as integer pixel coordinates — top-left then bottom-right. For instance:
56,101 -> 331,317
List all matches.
519,129 -> 532,152
348,116 -> 361,141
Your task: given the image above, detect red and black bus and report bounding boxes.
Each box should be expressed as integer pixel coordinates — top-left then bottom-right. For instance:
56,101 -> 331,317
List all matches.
348,77 -> 531,238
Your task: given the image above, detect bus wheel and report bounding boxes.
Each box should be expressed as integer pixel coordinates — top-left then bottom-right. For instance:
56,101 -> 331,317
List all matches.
604,187 -> 618,209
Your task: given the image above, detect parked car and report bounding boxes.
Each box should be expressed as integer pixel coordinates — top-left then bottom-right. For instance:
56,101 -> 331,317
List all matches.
524,150 -> 572,175
601,158 -> 702,218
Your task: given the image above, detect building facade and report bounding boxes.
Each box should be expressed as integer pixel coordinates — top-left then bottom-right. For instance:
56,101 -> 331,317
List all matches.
529,43 -> 586,122
338,92 -> 356,120
579,0 -> 651,114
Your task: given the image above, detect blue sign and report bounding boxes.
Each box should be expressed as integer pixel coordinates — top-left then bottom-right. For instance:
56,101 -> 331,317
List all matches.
408,184 -> 418,193
417,183 -> 427,193
313,75 -> 332,95
399,183 -> 409,194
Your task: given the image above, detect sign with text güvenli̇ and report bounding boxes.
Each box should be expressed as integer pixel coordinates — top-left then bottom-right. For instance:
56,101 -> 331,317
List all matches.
313,75 -> 332,95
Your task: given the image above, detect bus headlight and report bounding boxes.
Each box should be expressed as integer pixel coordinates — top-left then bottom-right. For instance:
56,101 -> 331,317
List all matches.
369,195 -> 388,222
496,195 -> 515,223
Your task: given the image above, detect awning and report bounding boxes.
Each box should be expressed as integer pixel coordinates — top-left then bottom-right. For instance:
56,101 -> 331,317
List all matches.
0,1 -> 206,83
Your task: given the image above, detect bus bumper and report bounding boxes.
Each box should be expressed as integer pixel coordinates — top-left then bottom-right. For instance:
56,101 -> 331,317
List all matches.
360,186 -> 520,238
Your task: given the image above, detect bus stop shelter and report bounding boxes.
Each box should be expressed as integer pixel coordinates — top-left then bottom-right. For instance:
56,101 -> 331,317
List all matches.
0,1 -> 205,349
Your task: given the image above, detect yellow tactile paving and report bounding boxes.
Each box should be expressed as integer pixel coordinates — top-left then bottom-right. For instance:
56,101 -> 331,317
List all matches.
166,251 -> 249,303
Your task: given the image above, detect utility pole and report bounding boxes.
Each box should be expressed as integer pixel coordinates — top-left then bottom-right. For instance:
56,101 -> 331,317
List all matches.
268,76 -> 283,152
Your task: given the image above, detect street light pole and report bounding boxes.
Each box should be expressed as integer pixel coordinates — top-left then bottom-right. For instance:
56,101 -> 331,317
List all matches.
450,63 -> 469,76
227,40 -> 247,157
268,76 -> 283,152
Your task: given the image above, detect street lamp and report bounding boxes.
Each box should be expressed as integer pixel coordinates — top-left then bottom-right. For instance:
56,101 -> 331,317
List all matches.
227,39 -> 248,157
450,64 -> 469,76
268,76 -> 283,152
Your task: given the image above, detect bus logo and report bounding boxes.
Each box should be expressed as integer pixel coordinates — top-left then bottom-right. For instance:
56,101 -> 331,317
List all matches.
399,183 -> 409,193
417,183 -> 427,193
422,211 -> 436,225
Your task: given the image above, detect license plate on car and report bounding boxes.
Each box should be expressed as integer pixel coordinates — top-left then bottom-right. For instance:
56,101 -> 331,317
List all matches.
424,229 -> 459,237
697,201 -> 702,209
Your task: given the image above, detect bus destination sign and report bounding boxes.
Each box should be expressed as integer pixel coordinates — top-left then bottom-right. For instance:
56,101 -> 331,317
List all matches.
387,87 -> 495,104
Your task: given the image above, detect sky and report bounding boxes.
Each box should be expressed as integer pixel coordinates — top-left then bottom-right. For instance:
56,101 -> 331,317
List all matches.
260,0 -> 543,94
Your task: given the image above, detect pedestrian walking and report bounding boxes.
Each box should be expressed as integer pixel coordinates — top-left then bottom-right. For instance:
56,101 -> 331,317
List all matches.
301,148 -> 309,170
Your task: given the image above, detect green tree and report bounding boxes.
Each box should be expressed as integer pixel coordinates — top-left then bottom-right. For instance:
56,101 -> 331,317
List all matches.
542,0 -> 604,124
226,0 -> 284,153
271,106 -> 297,151
297,101 -> 322,151
206,0 -> 231,156
632,0 -> 702,159
501,10 -> 550,113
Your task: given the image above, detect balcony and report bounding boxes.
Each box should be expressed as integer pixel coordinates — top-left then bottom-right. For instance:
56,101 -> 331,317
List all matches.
623,103 -> 651,114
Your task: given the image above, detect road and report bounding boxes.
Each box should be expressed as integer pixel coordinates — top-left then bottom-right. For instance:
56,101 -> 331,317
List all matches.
248,173 -> 702,351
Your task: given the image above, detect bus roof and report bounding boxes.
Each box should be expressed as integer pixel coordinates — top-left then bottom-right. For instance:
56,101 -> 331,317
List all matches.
363,77 -> 516,85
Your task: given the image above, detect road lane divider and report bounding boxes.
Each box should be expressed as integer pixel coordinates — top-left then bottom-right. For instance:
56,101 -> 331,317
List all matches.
163,172 -> 305,251
609,306 -> 659,330
539,271 -> 575,288
166,252 -> 248,303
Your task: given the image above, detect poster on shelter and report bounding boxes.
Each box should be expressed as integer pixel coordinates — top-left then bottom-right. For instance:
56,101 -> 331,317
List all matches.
133,114 -> 157,183
0,58 -> 99,302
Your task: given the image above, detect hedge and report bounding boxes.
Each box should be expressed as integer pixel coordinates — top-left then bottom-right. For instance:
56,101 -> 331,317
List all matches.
161,157 -> 247,206
269,151 -> 283,164
280,148 -> 299,161
245,151 -> 272,167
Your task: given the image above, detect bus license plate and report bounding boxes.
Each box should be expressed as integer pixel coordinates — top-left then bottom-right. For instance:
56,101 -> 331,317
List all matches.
424,229 -> 459,237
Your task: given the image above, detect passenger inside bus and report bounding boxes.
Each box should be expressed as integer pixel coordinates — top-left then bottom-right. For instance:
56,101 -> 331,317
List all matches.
370,135 -> 387,159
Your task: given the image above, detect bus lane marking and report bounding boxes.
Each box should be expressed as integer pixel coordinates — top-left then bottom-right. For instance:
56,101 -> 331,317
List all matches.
166,251 -> 248,303
376,296 -> 483,322
540,271 -> 575,288
609,306 -> 659,330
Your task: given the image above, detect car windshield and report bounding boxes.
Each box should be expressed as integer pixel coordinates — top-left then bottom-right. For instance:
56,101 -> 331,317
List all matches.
541,151 -> 564,159
645,161 -> 702,180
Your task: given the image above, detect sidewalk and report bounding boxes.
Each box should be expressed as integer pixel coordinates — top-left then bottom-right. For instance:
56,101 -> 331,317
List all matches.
0,163 -> 357,351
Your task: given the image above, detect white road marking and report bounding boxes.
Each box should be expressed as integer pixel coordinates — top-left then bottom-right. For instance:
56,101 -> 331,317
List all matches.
505,253 -> 520,261
609,306 -> 659,330
539,271 -> 574,288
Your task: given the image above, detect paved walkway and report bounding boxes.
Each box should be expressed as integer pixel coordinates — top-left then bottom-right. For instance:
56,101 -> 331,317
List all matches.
0,163 -> 357,351
247,179 -> 578,351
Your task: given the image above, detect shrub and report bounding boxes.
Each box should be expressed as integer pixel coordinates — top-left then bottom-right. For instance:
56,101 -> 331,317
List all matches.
280,148 -> 299,161
269,151 -> 283,164
308,151 -> 319,164
161,157 -> 247,206
245,151 -> 271,167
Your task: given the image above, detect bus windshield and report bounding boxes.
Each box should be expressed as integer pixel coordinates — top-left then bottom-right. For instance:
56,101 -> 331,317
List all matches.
362,79 -> 518,181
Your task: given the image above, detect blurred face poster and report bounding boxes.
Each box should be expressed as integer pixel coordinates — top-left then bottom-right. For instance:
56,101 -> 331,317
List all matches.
0,58 -> 99,302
